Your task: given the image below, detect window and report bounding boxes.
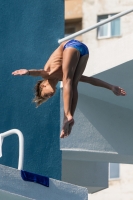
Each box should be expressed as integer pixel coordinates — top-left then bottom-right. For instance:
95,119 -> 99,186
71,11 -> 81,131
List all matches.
65,27 -> 76,37
97,14 -> 121,39
109,163 -> 120,180
65,19 -> 82,41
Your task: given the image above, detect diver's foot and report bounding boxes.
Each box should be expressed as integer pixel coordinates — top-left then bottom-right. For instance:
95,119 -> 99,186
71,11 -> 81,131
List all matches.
112,86 -> 126,96
68,120 -> 74,136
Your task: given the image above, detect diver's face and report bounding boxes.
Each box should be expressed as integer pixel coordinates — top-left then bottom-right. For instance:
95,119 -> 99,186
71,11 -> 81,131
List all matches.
40,80 -> 55,98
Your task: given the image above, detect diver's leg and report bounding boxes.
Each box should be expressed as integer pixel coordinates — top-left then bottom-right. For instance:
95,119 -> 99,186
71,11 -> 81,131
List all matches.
68,54 -> 89,135
60,48 -> 80,138
79,76 -> 126,96
71,54 -> 89,117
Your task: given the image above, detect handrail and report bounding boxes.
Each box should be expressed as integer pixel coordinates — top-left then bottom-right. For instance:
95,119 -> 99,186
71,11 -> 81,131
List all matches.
58,7 -> 133,43
0,129 -> 24,170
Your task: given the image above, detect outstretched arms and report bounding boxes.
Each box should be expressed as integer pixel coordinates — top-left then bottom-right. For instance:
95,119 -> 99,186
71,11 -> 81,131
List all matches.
12,69 -> 49,78
80,75 -> 126,96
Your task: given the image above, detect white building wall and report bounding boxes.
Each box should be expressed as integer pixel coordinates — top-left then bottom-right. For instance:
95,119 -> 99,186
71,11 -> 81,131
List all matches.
83,33 -> 133,77
82,0 -> 133,51
81,0 -> 133,198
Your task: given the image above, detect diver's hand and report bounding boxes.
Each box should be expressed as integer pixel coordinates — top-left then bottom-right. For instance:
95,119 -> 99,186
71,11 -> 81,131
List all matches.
12,69 -> 29,76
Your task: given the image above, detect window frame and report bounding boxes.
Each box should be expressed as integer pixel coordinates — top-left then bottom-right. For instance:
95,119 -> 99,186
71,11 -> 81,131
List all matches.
97,14 -> 121,39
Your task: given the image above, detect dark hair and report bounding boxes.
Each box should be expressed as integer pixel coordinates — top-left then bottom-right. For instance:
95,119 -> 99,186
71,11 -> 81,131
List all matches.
33,80 -> 49,107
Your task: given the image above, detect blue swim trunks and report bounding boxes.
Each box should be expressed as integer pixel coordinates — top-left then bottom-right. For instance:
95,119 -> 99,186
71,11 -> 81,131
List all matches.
63,39 -> 89,57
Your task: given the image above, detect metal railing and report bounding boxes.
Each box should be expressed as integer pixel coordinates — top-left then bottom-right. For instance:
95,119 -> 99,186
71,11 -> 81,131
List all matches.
0,129 -> 24,170
58,7 -> 133,44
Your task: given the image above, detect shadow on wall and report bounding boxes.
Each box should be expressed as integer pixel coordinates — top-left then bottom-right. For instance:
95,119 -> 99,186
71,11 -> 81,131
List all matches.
61,92 -> 133,156
79,60 -> 133,111
78,94 -> 133,154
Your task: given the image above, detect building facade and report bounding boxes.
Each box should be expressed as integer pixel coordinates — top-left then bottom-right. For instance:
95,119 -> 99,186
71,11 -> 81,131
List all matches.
65,0 -> 133,199
65,0 -> 82,40
82,0 -> 133,57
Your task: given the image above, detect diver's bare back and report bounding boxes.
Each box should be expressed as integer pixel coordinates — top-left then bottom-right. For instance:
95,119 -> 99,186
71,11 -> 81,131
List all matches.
43,42 -> 68,80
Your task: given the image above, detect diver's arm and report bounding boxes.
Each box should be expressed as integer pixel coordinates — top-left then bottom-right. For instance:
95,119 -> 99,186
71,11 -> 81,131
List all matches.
12,69 -> 49,78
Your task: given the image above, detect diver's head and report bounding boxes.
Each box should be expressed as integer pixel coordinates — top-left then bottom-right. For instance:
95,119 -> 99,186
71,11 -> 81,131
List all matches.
33,79 -> 56,107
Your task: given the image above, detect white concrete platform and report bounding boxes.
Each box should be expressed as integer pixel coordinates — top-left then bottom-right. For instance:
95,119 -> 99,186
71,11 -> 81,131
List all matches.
0,164 -> 88,200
